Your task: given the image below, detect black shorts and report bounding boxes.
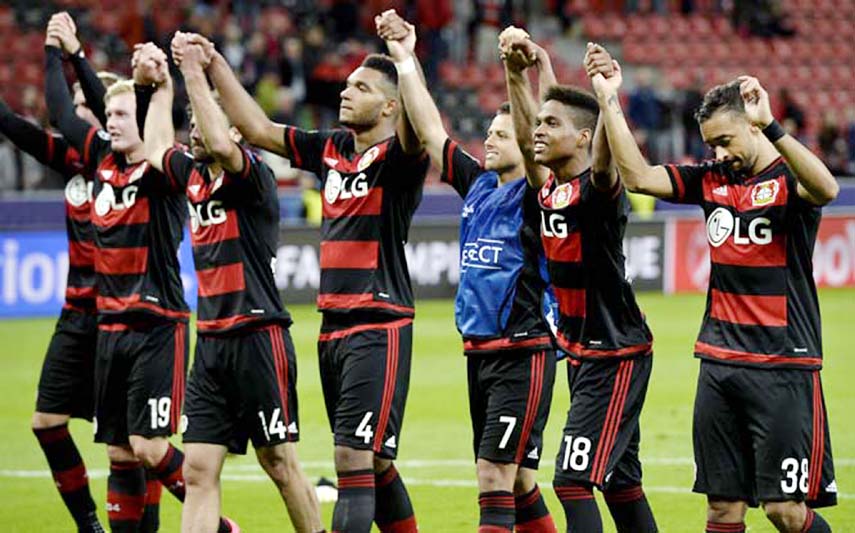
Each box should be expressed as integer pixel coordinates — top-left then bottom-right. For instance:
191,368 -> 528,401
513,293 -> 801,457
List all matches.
94,320 -> 189,445
468,350 -> 556,470
553,355 -> 653,490
36,308 -> 98,420
183,324 -> 299,454
693,360 -> 837,508
318,316 -> 413,460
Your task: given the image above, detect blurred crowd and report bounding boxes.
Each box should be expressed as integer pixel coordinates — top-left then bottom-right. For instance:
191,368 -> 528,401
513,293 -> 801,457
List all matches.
0,0 -> 853,193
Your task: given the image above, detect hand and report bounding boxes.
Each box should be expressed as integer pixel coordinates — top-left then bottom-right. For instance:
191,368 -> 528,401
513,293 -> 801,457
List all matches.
45,14 -> 64,49
738,75 -> 774,128
375,10 -> 416,62
172,32 -> 215,68
54,12 -> 81,54
591,60 -> 623,102
179,43 -> 209,73
132,42 -> 168,85
584,42 -> 615,79
498,27 -> 537,72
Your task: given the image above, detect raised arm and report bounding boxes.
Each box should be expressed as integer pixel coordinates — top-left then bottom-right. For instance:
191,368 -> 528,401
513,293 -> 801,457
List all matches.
586,46 -> 673,198
136,45 -> 173,173
44,41 -> 93,155
0,97 -> 79,177
584,44 -> 617,191
500,29 -> 548,189
738,76 -> 838,205
53,12 -> 108,126
178,32 -> 288,157
377,13 -> 447,167
179,42 -> 244,173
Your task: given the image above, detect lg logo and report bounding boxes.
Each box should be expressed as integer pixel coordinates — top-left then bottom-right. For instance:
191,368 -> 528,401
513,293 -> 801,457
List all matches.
706,207 -> 772,247
94,184 -> 138,217
325,170 -> 368,204
541,212 -> 569,239
188,200 -> 227,233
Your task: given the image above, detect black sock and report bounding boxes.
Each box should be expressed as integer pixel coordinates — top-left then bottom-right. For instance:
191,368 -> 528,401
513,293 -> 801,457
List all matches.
150,444 -> 185,502
514,485 -> 556,532
139,470 -> 161,532
107,460 -> 146,533
554,483 -> 602,533
603,485 -> 658,532
705,521 -> 745,533
374,465 -> 417,532
147,445 -> 231,532
802,509 -> 831,533
33,424 -> 102,532
332,469 -> 375,533
478,490 -> 515,532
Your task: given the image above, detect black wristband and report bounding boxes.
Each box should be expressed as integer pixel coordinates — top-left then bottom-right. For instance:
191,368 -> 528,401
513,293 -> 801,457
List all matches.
762,120 -> 786,143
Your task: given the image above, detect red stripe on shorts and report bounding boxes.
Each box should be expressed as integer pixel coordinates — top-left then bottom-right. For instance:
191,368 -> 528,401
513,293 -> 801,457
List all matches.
515,351 -> 545,464
373,324 -> 399,453
590,359 -> 633,484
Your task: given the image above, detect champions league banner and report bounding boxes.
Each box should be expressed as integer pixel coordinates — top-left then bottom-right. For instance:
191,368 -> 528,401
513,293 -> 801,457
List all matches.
2,214 -> 854,318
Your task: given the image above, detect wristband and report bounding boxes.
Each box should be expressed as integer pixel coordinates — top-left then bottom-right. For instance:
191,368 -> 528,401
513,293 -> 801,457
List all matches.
395,56 -> 416,75
762,120 -> 786,143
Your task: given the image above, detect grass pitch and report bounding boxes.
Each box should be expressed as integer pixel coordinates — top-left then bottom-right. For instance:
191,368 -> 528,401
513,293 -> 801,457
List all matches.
0,290 -> 852,531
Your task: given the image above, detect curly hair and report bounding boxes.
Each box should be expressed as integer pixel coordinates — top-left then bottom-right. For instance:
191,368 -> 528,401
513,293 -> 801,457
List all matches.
694,79 -> 745,123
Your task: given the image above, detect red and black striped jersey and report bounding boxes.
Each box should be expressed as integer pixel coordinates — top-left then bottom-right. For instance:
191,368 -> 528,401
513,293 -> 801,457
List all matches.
538,170 -> 653,359
55,140 -> 98,312
665,157 -> 823,369
80,127 -> 189,322
162,146 -> 289,334
0,103 -> 98,311
283,127 -> 429,318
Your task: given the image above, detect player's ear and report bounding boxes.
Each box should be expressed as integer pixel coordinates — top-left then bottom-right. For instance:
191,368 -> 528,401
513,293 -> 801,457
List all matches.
576,127 -> 593,149
382,97 -> 399,119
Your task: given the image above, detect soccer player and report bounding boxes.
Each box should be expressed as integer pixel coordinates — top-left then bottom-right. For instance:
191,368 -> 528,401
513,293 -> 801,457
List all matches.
501,32 -> 659,533
3,16 -> 116,532
586,43 -> 838,533
140,37 -> 322,532
377,12 -> 557,533
175,27 -> 429,532
44,16 -> 234,533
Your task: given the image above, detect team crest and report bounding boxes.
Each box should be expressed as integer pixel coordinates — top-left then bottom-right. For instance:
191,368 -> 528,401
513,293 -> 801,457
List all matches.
324,170 -> 343,204
751,179 -> 779,207
357,146 -> 380,172
64,176 -> 90,207
551,183 -> 573,209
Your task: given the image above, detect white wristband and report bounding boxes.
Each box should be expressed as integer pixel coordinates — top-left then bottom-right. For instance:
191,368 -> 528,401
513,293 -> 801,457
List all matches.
395,56 -> 416,75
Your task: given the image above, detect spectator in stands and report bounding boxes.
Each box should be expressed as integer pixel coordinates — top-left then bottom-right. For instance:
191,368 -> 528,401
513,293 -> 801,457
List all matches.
629,67 -> 666,162
626,0 -> 668,15
819,111 -> 849,176
470,0 -> 513,64
778,88 -> 805,137
415,0 -> 452,85
680,76 -> 705,161
846,107 -> 855,175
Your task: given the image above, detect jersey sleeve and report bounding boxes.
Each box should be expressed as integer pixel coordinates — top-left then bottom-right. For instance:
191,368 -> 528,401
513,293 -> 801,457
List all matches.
282,125 -> 330,177
225,146 -> 277,202
440,138 -> 485,198
161,146 -> 195,192
662,162 -> 708,205
0,101 -> 84,180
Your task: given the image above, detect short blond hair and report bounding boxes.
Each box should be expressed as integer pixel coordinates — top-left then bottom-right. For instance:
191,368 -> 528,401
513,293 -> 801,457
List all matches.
71,71 -> 123,96
104,79 -> 135,105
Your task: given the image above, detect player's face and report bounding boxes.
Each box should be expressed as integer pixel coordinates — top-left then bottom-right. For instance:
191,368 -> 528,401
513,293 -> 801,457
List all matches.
105,92 -> 142,154
700,110 -> 759,173
73,88 -> 101,129
483,113 -> 523,173
188,116 -> 213,162
339,67 -> 395,130
532,100 -> 589,167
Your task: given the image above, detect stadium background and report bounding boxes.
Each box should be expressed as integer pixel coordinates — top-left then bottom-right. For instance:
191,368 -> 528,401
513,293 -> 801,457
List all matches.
0,0 -> 853,530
